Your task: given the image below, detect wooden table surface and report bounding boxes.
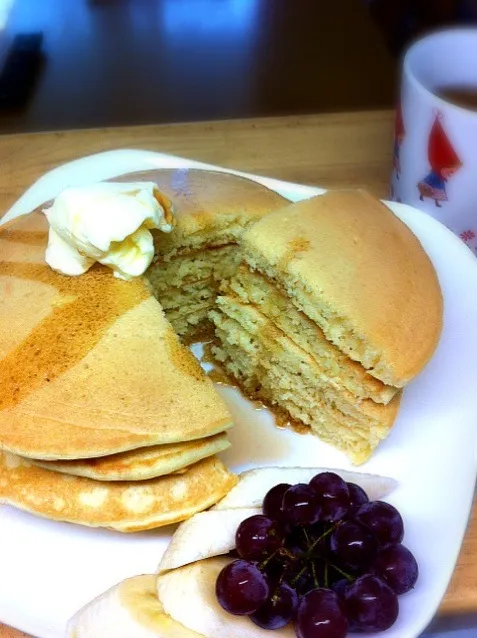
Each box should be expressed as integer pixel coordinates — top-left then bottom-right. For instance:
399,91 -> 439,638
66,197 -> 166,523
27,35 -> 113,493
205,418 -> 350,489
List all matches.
0,110 -> 475,636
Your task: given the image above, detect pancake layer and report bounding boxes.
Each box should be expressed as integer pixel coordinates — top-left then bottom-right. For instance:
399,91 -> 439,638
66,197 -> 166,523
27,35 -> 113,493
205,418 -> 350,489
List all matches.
29,432 -> 231,481
0,452 -> 237,532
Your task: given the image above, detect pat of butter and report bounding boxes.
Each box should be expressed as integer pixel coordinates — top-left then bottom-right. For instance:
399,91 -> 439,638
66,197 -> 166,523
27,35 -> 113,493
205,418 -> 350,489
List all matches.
43,182 -> 175,280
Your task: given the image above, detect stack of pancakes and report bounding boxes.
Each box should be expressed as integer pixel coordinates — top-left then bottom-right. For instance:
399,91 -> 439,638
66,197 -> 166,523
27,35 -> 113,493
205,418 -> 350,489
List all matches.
0,171 -> 444,536
210,190 -> 443,463
115,169 -> 288,341
0,211 -> 237,532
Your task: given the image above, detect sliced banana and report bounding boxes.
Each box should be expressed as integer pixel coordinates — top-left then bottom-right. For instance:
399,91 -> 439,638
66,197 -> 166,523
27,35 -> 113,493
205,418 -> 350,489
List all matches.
66,574 -> 201,638
213,466 -> 398,509
158,467 -> 397,575
68,466 -> 398,637
157,557 -> 295,638
157,507 -> 260,575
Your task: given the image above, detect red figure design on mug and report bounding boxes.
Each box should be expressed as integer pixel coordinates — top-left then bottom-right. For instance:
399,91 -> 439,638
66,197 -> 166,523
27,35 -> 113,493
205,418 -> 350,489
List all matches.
418,112 -> 462,207
393,104 -> 405,179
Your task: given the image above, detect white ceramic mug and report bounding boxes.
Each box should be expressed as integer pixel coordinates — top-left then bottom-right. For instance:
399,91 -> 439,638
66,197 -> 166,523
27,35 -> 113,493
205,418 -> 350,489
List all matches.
392,28 -> 477,254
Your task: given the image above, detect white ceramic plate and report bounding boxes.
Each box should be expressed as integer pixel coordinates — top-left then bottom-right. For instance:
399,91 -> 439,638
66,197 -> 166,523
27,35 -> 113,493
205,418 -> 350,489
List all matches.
0,150 -> 476,638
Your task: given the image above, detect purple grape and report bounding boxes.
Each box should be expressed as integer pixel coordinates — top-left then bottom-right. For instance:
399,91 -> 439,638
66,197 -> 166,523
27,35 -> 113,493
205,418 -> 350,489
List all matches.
330,520 -> 378,570
282,484 -> 321,526
263,483 -> 291,523
250,582 -> 298,629
331,578 -> 350,600
355,501 -> 404,545
216,559 -> 269,615
310,472 -> 350,521
296,589 -> 348,638
371,543 -> 419,594
347,482 -> 369,517
235,515 -> 284,561
343,574 -> 399,632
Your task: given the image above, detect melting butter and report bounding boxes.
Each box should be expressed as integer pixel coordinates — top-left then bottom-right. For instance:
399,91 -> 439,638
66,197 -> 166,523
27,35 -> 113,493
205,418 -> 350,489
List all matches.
43,182 -> 175,280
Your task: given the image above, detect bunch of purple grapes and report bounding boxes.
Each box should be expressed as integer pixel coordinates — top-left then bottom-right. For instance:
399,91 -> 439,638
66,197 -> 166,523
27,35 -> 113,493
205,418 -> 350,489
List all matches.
215,472 -> 418,637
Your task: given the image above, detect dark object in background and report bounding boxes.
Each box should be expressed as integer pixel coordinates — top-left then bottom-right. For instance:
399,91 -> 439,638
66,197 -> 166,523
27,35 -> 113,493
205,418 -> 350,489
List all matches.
0,33 -> 45,110
367,0 -> 477,55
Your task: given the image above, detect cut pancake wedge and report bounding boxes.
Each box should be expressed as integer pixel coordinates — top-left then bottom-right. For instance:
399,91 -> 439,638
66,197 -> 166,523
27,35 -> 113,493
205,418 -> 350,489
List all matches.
0,213 -> 232,460
0,452 -> 237,532
240,190 -> 443,387
210,296 -> 401,463
225,265 -> 397,404
29,433 -> 231,481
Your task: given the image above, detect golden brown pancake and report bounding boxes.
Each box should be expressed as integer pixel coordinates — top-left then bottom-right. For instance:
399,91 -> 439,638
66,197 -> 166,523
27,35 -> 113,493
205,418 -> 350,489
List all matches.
0,213 -> 232,460
30,432 -> 231,481
210,190 -> 442,462
240,190 -> 443,387
0,452 -> 237,532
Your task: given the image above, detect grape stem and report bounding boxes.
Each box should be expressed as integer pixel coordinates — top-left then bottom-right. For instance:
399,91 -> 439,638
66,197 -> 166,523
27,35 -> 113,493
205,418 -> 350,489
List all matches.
311,560 -> 319,589
303,525 -> 335,553
278,547 -> 298,560
259,550 -> 279,570
256,521 -> 356,595
290,564 -> 308,588
303,528 -> 312,548
330,563 -> 354,581
258,546 -> 295,572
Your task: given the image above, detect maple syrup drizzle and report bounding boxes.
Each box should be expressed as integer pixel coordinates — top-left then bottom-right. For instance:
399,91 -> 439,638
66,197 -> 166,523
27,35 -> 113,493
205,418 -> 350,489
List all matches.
203,341 -> 308,436
0,239 -> 149,410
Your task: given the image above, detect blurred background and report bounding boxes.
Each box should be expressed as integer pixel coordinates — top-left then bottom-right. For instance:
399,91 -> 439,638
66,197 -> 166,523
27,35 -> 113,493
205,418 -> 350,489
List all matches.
1,0 -> 475,134
0,0 -> 439,133
0,0 -> 393,134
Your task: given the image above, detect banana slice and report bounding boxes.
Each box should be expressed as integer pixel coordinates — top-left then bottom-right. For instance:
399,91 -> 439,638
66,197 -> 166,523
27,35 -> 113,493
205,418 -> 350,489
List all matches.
67,574 -> 201,637
157,467 -> 397,576
213,466 -> 397,509
157,557 -> 295,638
158,508 -> 260,575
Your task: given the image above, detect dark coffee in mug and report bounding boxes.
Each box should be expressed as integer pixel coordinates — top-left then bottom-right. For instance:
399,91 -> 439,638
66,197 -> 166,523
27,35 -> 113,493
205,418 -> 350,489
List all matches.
435,85 -> 477,111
